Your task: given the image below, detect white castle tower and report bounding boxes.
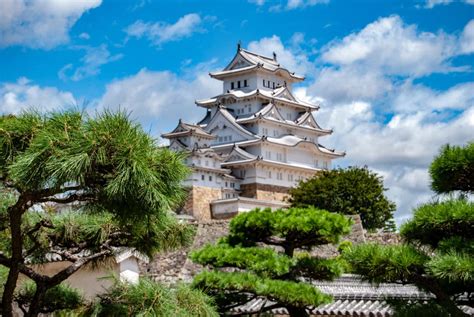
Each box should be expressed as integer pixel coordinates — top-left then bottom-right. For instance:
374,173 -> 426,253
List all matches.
162,44 -> 344,220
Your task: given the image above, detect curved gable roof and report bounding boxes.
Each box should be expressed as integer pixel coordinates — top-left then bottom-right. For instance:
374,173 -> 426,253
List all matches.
204,107 -> 257,139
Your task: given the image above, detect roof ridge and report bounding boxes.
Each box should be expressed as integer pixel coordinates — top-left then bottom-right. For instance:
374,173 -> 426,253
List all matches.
240,48 -> 277,63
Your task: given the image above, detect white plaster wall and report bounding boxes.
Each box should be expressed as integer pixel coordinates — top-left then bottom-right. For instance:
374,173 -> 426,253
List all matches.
225,100 -> 260,117
212,198 -> 288,216
119,258 -> 140,284
191,170 -> 223,189
223,75 -> 257,93
25,262 -> 119,300
256,73 -> 288,91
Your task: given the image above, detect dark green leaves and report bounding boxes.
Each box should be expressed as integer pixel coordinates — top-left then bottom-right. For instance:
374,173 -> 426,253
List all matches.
430,143 -> 474,194
192,271 -> 332,308
191,244 -> 294,277
226,207 -> 352,250
288,166 -> 395,230
400,200 -> 474,250
91,278 -> 218,317
191,207 -> 352,314
343,244 -> 428,284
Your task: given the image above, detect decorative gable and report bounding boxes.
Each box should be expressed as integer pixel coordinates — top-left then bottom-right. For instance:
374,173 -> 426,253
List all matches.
225,53 -> 253,71
274,87 -> 297,102
224,146 -> 256,163
263,104 -> 284,121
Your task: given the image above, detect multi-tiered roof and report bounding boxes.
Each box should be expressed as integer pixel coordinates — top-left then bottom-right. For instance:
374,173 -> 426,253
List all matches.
163,44 -> 344,196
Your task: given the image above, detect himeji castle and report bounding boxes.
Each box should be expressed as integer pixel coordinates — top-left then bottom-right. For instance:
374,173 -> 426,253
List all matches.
162,44 -> 344,220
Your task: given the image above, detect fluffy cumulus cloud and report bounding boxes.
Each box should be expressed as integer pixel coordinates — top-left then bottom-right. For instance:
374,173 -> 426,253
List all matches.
249,17 -> 474,224
460,20 -> 474,54
124,13 -> 205,46
58,44 -> 123,81
0,0 -> 101,49
321,15 -> 459,77
0,78 -> 76,114
247,35 -> 314,77
97,64 -> 221,135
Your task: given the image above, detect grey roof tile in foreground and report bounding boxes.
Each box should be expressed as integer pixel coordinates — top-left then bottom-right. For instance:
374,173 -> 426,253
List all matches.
230,274 -> 474,316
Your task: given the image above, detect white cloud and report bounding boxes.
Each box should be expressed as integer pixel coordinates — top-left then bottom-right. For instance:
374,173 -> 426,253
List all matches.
391,81 -> 474,113
97,64 -> 220,135
424,0 -> 452,8
309,67 -> 392,104
286,0 -> 329,10
424,0 -> 474,7
124,13 -> 204,46
321,15 -> 460,77
0,0 -> 101,49
460,19 -> 474,54
59,45 -> 123,81
248,0 -> 266,5
285,16 -> 474,224
79,32 -> 90,40
0,78 -> 76,114
247,35 -> 314,77
313,96 -> 474,223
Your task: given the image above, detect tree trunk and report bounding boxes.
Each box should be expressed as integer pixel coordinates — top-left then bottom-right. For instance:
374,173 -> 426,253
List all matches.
1,208 -> 23,317
286,306 -> 309,317
25,283 -> 47,317
415,275 -> 469,317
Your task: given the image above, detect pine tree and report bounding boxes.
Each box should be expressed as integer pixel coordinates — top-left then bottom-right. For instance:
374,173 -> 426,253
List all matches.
191,207 -> 352,316
344,143 -> 474,317
0,110 -> 194,316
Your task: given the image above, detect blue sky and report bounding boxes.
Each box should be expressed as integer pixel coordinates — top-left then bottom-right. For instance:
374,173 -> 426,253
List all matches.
1,0 -> 473,224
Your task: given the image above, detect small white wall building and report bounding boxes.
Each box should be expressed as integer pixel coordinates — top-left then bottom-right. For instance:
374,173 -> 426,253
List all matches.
21,248 -> 147,300
163,44 -> 344,220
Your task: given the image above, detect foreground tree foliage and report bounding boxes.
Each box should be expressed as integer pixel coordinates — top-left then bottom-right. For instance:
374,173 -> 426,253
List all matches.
288,166 -> 395,231
191,207 -> 352,316
344,143 -> 474,316
88,277 -> 218,317
345,199 -> 474,316
0,110 -> 194,316
430,143 -> 474,194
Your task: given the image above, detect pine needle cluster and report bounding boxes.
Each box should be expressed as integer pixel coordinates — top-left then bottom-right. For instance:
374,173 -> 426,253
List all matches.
191,207 -> 352,316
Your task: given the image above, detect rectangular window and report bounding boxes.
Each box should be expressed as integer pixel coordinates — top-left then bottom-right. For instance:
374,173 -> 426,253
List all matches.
231,82 -> 234,89
244,79 -> 248,87
205,160 -> 209,166
201,175 -> 205,181
225,181 -> 228,187
238,81 -> 241,88
231,182 -> 235,188
209,175 -> 213,181
263,79 -> 266,87
248,107 -> 251,113
288,174 -> 293,181
219,137 -> 223,142
229,135 -> 233,141
268,171 -> 272,178
273,82 -> 275,89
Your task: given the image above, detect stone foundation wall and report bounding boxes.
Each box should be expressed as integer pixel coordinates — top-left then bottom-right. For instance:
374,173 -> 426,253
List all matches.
182,186 -> 222,220
240,183 -> 290,202
141,220 -> 230,284
142,214 -> 369,285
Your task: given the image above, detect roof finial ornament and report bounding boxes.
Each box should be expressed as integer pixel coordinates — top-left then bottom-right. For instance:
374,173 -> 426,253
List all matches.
237,41 -> 242,51
273,51 -> 277,61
